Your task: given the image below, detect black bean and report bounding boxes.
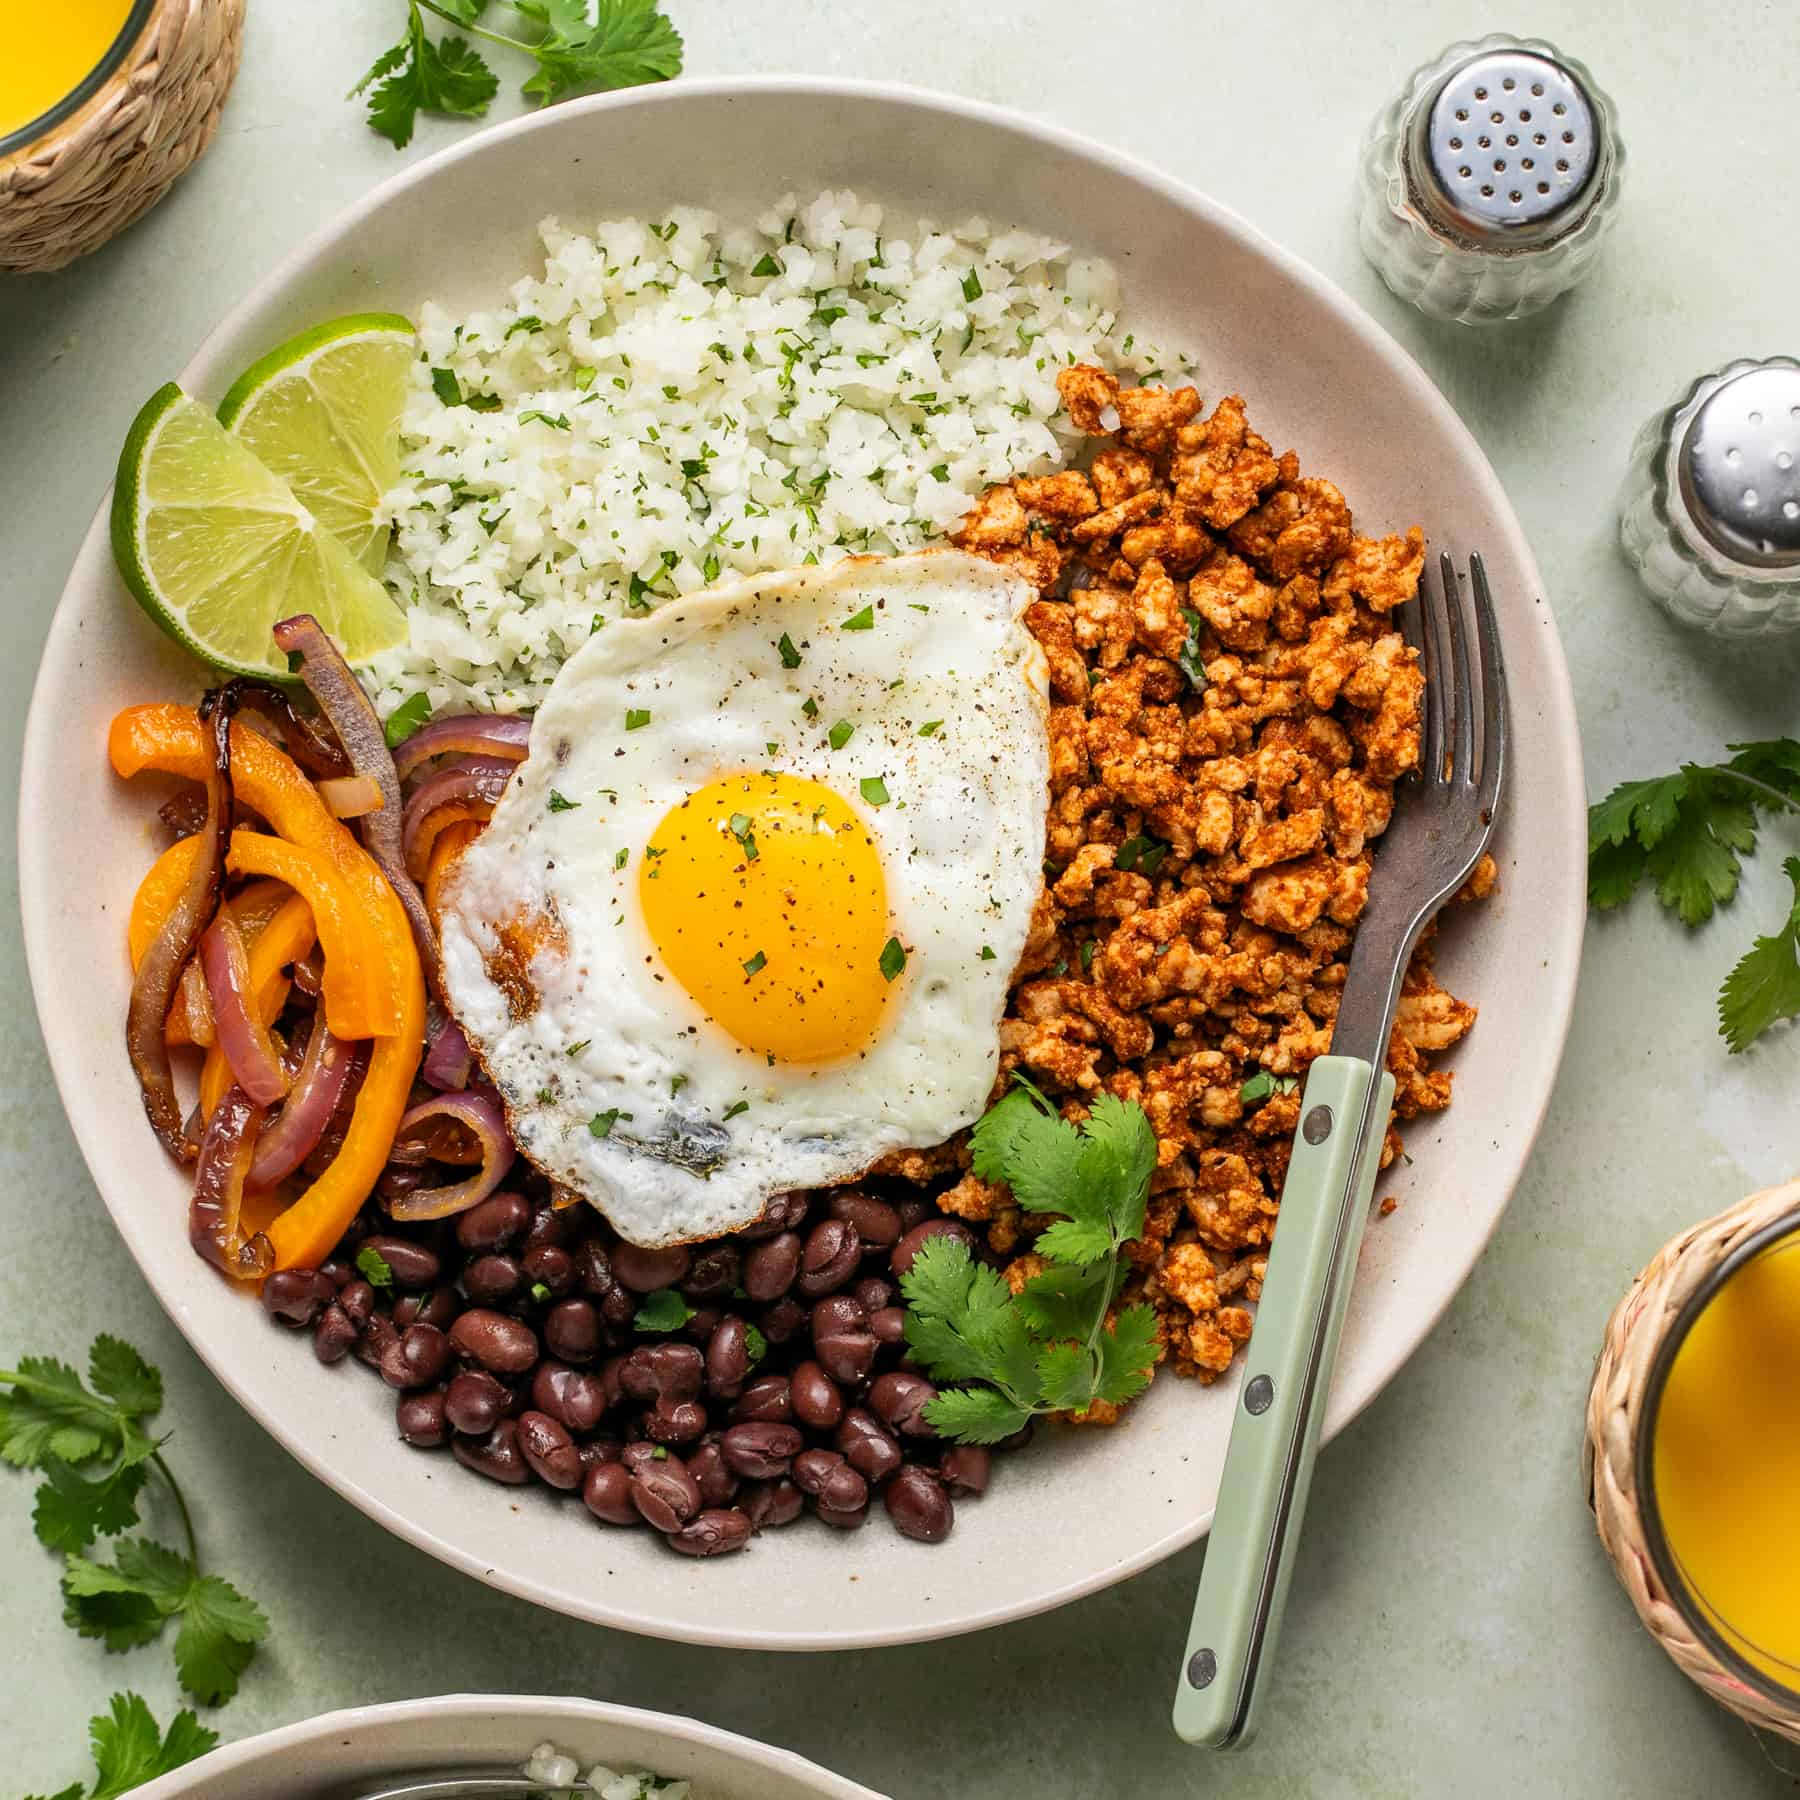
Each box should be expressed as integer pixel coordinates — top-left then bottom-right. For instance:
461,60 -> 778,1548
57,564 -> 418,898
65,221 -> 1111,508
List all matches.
444,1368 -> 514,1435
358,1234 -> 441,1289
621,1341 -> 704,1405
598,1354 -> 629,1412
318,1256 -> 356,1290
687,1437 -> 741,1507
814,1323 -> 878,1387
462,1253 -> 524,1305
631,1458 -> 702,1532
313,1302 -> 358,1364
643,1400 -> 709,1446
611,1241 -> 692,1293
377,1163 -> 428,1200
600,1286 -> 638,1330
262,1268 -> 336,1328
793,1448 -> 868,1513
894,1195 -> 933,1232
452,1418 -> 530,1485
831,1191 -> 902,1250
582,1460 -> 637,1525
381,1322 -> 450,1390
795,1219 -> 860,1299
531,1362 -> 608,1434
790,1361 -> 844,1431
705,1317 -> 751,1399
884,1465 -> 953,1541
739,1478 -> 805,1529
735,1191 -> 809,1241
396,1386 -> 448,1448
680,1244 -> 741,1300
853,1275 -> 895,1313
682,1305 -> 724,1346
620,1441 -> 666,1475
456,1190 -> 530,1253
573,1236 -> 615,1295
837,1408 -> 903,1484
355,1313 -> 399,1371
940,1445 -> 991,1497
720,1421 -> 803,1480
667,1508 -> 753,1557
447,1308 -> 539,1374
742,1231 -> 801,1303
395,1284 -> 459,1331
758,1297 -> 807,1345
579,1436 -> 623,1472
814,1500 -> 868,1530
544,1297 -> 602,1362
523,1204 -> 580,1255
869,1306 -> 907,1347
870,1371 -> 938,1437
337,1278 -> 376,1328
810,1293 -> 864,1338
523,1243 -> 577,1296
890,1219 -> 975,1277
517,1410 -> 583,1488
730,1374 -> 791,1423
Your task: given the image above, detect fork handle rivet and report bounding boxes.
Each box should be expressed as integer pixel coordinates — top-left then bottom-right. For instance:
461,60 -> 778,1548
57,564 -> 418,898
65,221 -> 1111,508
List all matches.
1244,1374 -> 1274,1414
1188,1648 -> 1218,1688
1303,1105 -> 1333,1145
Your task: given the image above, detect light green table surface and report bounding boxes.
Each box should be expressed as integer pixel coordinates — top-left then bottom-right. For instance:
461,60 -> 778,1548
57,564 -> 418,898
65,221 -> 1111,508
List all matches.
4,3 -> 1797,1794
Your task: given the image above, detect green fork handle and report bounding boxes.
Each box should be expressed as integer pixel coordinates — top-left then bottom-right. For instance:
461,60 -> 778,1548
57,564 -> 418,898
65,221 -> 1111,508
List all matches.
1170,1054 -> 1396,1749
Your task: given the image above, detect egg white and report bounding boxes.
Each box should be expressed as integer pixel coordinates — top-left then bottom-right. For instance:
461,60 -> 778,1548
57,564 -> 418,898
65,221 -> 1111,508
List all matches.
438,551 -> 1051,1245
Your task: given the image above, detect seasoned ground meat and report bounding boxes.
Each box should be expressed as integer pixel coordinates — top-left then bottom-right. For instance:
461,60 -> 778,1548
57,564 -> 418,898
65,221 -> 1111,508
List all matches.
904,369 -> 1490,1400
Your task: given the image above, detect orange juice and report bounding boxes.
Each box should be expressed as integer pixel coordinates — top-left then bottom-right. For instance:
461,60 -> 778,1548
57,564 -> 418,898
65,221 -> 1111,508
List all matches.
1651,1228 -> 1800,1694
0,0 -> 139,141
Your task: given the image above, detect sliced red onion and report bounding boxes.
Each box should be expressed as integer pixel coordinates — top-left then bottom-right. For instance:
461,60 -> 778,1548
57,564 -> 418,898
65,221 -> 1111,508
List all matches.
392,712 -> 531,782
231,680 -> 352,779
127,689 -> 232,1160
400,755 -> 516,878
191,1083 -> 273,1279
385,1089 -> 515,1222
273,614 -> 440,992
423,1004 -> 473,1091
317,774 -> 384,818
199,908 -> 290,1106
248,1017 -> 354,1189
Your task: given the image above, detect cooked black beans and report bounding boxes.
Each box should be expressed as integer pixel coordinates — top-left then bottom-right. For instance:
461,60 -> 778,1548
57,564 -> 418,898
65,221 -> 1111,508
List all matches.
272,1169 -> 1011,1554
884,1465 -> 953,1541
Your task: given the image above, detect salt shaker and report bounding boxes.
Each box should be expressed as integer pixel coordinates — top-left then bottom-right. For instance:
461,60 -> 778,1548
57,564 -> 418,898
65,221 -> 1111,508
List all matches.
1357,34 -> 1624,323
1618,359 -> 1800,637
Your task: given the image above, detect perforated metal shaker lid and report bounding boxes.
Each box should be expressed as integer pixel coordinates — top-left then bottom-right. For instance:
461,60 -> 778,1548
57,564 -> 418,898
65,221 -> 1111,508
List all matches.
1677,364 -> 1800,569
1406,47 -> 1603,247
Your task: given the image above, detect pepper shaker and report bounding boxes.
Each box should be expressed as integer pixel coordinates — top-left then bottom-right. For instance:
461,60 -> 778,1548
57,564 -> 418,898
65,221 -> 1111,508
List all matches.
1618,359 -> 1800,637
1357,34 -> 1624,323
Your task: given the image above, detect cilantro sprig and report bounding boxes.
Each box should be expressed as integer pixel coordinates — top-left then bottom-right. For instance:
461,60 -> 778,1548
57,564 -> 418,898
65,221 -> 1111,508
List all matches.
1589,739 -> 1800,1050
0,1337 -> 268,1705
25,1692 -> 216,1800
355,0 -> 683,151
899,1084 -> 1160,1442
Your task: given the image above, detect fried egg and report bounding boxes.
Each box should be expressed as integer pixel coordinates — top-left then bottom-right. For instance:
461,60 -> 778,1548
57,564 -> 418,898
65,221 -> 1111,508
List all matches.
438,551 -> 1051,1245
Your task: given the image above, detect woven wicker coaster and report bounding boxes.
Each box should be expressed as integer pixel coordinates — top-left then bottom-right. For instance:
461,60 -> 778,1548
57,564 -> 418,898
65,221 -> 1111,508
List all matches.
0,0 -> 246,274
1584,1176 -> 1800,1742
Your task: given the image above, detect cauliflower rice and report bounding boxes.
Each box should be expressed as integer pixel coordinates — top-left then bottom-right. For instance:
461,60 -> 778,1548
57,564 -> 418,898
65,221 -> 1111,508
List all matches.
522,1740 -> 693,1799
370,189 -> 1186,719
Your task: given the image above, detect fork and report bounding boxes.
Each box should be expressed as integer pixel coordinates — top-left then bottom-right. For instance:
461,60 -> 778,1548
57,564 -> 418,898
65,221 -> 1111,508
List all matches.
1170,551 -> 1508,1750
334,1779 -> 594,1799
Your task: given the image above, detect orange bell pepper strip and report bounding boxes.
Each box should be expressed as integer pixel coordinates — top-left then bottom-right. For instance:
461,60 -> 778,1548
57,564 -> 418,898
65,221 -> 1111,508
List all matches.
425,819 -> 482,928
197,893 -> 317,1117
110,705 -> 408,1037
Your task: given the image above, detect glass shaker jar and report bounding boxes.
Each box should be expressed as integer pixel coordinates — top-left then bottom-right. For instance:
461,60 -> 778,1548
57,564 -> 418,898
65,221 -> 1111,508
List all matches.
1618,359 -> 1800,637
1357,34 -> 1625,324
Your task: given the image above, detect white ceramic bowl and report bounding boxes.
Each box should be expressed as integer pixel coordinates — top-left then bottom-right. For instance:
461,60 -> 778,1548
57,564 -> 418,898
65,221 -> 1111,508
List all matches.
133,1694 -> 881,1799
19,77 -> 1586,1650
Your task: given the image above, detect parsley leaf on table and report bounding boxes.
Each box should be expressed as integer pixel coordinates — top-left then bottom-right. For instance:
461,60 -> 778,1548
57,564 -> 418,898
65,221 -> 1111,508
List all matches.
2,1336 -> 269,1704
25,1692 -> 217,1800
1588,739 -> 1800,1049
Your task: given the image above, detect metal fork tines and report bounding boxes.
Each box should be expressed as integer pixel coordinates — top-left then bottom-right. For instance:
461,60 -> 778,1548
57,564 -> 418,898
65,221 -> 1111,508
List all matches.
338,1778 -> 594,1800
1172,548 -> 1509,1752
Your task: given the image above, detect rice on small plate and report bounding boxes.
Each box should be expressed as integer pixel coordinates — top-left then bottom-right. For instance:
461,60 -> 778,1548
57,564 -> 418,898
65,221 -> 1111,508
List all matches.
523,1739 -> 694,1798
369,188 -> 1186,720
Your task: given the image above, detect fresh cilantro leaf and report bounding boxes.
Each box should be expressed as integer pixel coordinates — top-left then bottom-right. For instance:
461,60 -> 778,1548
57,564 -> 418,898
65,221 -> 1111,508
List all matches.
172,1574 -> 268,1705
827,719 -> 855,750
383,692 -> 433,748
588,1109 -> 632,1138
519,0 -> 685,105
1115,833 -> 1169,876
625,708 -> 651,731
879,937 -> 906,981
1720,857 -> 1800,1052
517,409 -> 571,430
33,1457 -> 149,1554
86,1340 -> 161,1426
355,1245 -> 394,1289
752,252 -> 781,278
842,605 -> 876,631
860,776 -> 890,807
776,632 -> 802,668
900,1237 -> 1019,1386
1034,1341 -> 1096,1412
546,788 -> 579,812
367,9 -> 499,150
722,1099 -> 750,1120
1647,776 -> 1757,926
744,1326 -> 768,1367
1014,1259 -> 1112,1341
960,269 -> 983,303
634,1289 -> 695,1333
921,1385 -> 1032,1445
979,945 -> 996,960
1093,1305 -> 1160,1407
40,1692 -> 218,1800
918,719 -> 943,737
968,1078 -> 1056,1185
1178,607 -> 1207,689
742,950 -> 768,976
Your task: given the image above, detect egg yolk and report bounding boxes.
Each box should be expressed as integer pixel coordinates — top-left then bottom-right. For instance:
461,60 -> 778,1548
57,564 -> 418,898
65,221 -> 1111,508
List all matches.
640,772 -> 893,1064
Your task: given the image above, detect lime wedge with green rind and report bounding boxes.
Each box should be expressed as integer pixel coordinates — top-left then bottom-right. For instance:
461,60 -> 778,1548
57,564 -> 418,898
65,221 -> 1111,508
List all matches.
111,382 -> 407,680
218,312 -> 417,574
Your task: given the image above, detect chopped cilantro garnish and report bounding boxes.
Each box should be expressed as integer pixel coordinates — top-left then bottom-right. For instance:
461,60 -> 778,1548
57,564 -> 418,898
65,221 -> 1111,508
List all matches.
802,696 -> 820,719
980,945 -> 996,961
1239,1071 -> 1299,1108
828,719 -> 855,750
777,632 -> 803,668
918,719 -> 943,737
383,692 -> 432,748
742,950 -> 768,976
860,777 -> 890,806
929,464 -> 949,481
752,252 -> 781,277
634,1289 -> 695,1333
546,789 -> 579,812
517,409 -> 571,430
613,848 -> 629,871
842,606 -> 876,631
723,1100 -> 750,1120
879,937 -> 906,981
960,269 -> 982,302
589,1108 -> 634,1139
1115,834 -> 1169,875
568,1040 -> 591,1057
625,708 -> 651,731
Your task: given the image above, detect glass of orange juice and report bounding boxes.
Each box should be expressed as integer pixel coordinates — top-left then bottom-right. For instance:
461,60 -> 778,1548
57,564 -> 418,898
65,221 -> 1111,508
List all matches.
1639,1216 -> 1800,1706
0,0 -> 155,153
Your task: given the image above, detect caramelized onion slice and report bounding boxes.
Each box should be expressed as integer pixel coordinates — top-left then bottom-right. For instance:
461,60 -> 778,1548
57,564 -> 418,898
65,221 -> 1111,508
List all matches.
191,1083 -> 273,1278
248,1017 -> 354,1189
385,1089 -> 515,1222
199,908 -> 290,1106
392,712 -> 530,782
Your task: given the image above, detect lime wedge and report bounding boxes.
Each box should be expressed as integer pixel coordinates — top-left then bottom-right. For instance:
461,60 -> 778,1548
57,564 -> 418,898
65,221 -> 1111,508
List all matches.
111,382 -> 407,680
218,313 -> 417,574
